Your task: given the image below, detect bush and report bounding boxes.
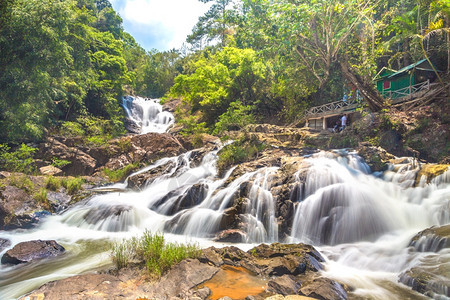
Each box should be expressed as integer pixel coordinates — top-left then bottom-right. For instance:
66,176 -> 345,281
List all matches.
178,116 -> 208,136
104,163 -> 140,182
51,157 -> 71,168
62,177 -> 84,195
111,231 -> 200,278
60,121 -> 85,137
0,143 -> 37,174
213,101 -> 255,135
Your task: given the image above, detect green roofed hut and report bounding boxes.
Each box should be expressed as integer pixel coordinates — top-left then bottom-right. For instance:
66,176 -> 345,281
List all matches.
373,59 -> 439,100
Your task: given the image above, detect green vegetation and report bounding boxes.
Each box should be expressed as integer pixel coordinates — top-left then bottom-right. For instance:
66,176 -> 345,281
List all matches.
0,144 -> 37,174
9,174 -> 35,193
45,176 -> 63,191
103,163 -> 140,182
62,177 -> 84,195
111,231 -> 200,278
33,188 -> 50,208
217,135 -> 266,172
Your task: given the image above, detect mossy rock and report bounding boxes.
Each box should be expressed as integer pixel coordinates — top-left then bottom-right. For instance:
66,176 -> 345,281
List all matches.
416,164 -> 449,184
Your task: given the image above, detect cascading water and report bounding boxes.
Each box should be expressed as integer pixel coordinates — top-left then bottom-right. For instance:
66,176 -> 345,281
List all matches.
0,147 -> 448,299
122,95 -> 174,134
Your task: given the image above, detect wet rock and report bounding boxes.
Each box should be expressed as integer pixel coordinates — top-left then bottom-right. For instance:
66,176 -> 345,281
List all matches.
127,160 -> 176,189
152,183 -> 208,216
416,164 -> 449,185
47,191 -> 72,213
399,254 -> 450,298
1,240 -> 65,264
0,186 -> 39,230
299,278 -> 348,300
148,259 -> 219,299
82,205 -> 134,231
214,229 -> 247,243
0,238 -> 11,252
267,275 -> 302,295
356,143 -> 395,172
409,225 -> 450,252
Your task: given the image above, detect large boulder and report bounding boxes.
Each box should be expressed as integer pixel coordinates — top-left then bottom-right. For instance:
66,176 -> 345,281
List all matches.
1,240 -> 65,264
37,138 -> 97,176
127,160 -> 176,189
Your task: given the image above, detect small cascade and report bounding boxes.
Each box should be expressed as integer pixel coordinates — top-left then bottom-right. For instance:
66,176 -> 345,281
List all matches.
244,167 -> 279,243
122,95 -> 174,134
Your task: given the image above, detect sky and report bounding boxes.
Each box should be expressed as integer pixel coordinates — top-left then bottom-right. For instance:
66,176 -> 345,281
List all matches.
109,0 -> 211,52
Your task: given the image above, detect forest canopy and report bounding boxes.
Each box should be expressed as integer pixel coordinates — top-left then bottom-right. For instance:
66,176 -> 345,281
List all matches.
0,0 -> 448,143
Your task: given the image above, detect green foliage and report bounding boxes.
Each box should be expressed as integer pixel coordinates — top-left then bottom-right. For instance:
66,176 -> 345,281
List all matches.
62,177 -> 84,195
104,163 -> 140,182
60,122 -> 85,137
111,231 -> 200,278
213,101 -> 255,135
0,143 -> 37,174
51,157 -> 71,168
171,47 -> 272,126
178,116 -> 208,136
217,135 -> 266,172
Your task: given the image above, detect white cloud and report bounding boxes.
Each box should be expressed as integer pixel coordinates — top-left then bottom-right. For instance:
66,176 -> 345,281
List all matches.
111,0 -> 210,50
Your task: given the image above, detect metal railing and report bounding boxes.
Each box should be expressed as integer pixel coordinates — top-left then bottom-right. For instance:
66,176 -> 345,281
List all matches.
305,98 -> 358,116
381,80 -> 430,100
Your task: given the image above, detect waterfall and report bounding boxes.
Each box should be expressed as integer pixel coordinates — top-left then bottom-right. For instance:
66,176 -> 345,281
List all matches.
0,146 -> 449,299
122,96 -> 174,134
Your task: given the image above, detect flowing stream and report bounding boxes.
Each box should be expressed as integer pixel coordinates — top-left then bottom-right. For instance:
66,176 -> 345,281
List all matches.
0,141 -> 449,298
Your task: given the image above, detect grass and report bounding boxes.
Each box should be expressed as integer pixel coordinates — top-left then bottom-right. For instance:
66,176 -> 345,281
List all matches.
103,163 -> 140,182
62,177 -> 84,195
111,231 -> 201,278
45,176 -> 62,191
217,134 -> 266,173
33,187 -> 50,208
9,174 -> 35,193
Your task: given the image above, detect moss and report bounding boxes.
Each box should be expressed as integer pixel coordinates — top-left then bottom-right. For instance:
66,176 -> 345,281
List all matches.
417,164 -> 449,184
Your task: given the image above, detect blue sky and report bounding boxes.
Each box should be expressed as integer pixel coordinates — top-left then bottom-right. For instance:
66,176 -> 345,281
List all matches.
110,0 -> 210,51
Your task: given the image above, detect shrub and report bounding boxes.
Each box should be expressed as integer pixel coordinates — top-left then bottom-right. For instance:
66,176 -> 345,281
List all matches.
213,101 -> 255,135
51,157 -> 71,168
111,231 -> 200,278
0,143 -> 37,174
104,163 -> 140,182
60,121 -> 85,137
178,115 -> 208,136
62,177 -> 84,195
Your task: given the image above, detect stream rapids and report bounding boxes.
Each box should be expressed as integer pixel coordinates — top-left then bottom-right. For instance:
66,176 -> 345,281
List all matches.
0,97 -> 448,300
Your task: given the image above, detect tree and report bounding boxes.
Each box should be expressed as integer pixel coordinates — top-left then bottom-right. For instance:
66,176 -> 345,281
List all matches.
187,0 -> 240,49
242,0 -> 385,111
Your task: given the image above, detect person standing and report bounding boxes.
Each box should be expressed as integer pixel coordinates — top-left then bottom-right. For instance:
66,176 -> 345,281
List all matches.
341,114 -> 347,131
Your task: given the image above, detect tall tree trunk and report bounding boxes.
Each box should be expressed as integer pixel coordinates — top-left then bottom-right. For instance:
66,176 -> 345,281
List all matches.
339,60 -> 384,112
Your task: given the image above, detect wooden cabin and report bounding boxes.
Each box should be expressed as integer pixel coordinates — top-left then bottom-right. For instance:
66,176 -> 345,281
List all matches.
373,59 -> 438,99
